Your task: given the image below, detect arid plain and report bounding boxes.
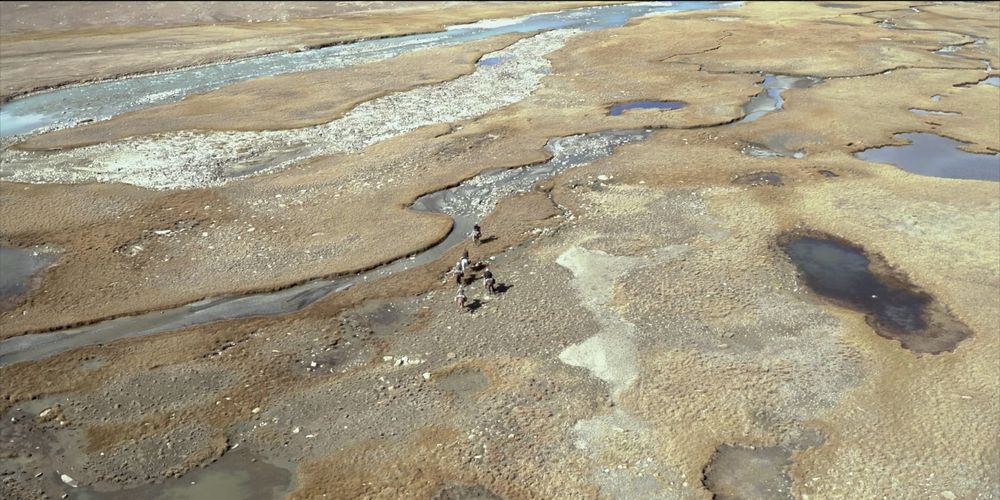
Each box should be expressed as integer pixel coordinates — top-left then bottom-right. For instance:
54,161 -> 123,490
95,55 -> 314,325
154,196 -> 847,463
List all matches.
0,1 -> 998,499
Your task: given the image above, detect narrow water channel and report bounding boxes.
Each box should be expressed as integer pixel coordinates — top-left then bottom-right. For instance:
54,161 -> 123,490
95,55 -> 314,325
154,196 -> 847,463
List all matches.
0,129 -> 649,366
0,2 -> 735,137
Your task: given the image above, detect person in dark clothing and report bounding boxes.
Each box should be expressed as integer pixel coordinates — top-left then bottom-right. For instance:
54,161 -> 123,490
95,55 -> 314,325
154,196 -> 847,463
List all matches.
472,224 -> 482,246
483,267 -> 496,294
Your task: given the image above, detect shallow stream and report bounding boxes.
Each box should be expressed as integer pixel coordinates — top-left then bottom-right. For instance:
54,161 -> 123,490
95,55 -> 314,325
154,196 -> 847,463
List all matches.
0,129 -> 649,366
0,2 -> 733,137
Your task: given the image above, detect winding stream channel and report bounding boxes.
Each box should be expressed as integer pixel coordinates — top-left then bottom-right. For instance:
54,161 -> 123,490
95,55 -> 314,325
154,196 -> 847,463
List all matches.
0,1 -> 735,137
0,130 -> 649,365
0,65 -> 812,366
0,5 -> 859,368
0,1 -> 853,368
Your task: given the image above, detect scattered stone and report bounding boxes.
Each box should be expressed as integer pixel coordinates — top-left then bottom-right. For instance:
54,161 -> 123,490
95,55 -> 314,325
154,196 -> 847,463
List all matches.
422,372 -> 432,381
251,407 -> 262,414
60,474 -> 78,488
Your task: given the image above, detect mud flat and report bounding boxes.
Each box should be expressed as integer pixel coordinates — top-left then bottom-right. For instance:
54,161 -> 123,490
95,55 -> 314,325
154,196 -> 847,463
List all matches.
0,130 -> 649,366
0,2 -> 998,499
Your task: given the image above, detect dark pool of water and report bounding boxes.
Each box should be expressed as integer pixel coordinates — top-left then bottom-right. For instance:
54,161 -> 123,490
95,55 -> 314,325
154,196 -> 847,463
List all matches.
733,171 -> 784,186
608,100 -> 686,116
783,235 -> 972,354
855,133 -> 1000,181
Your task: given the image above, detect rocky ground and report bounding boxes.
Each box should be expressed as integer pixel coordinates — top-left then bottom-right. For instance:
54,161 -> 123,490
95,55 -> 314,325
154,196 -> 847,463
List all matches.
1,1 -> 998,499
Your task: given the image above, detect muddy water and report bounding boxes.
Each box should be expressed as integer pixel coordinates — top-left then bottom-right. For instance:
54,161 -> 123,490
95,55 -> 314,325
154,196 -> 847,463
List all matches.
702,444 -> 794,500
72,451 -> 293,500
0,2 -> 734,137
732,171 -> 784,186
783,235 -> 972,354
855,132 -> 1000,181
0,129 -> 650,366
737,74 -> 822,124
0,245 -> 57,312
608,100 -> 686,116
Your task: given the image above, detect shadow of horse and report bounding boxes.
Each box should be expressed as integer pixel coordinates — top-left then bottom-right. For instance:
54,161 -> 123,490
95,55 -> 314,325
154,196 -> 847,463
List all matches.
466,299 -> 483,312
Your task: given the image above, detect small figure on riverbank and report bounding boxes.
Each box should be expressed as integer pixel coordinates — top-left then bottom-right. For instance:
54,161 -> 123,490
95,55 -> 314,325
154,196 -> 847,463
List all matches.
472,224 -> 482,246
455,285 -> 467,310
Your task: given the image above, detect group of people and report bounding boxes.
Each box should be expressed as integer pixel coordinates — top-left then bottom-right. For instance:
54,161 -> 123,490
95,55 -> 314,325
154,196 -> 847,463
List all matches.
453,224 -> 499,311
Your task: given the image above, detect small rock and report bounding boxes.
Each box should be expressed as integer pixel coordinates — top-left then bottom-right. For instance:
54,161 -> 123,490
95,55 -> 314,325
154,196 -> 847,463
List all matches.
422,372 -> 432,381
292,427 -> 301,434
38,408 -> 53,419
383,356 -> 394,362
60,474 -> 78,488
309,361 -> 317,368
251,407 -> 262,414
941,492 -> 956,500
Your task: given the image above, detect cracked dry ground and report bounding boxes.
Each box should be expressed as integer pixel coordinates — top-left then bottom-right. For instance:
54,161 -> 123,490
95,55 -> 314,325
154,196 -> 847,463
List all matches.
1,2 -> 998,499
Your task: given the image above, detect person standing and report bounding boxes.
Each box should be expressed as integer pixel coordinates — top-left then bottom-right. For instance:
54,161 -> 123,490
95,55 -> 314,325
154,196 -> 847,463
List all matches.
472,224 -> 482,246
454,285 -> 467,310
